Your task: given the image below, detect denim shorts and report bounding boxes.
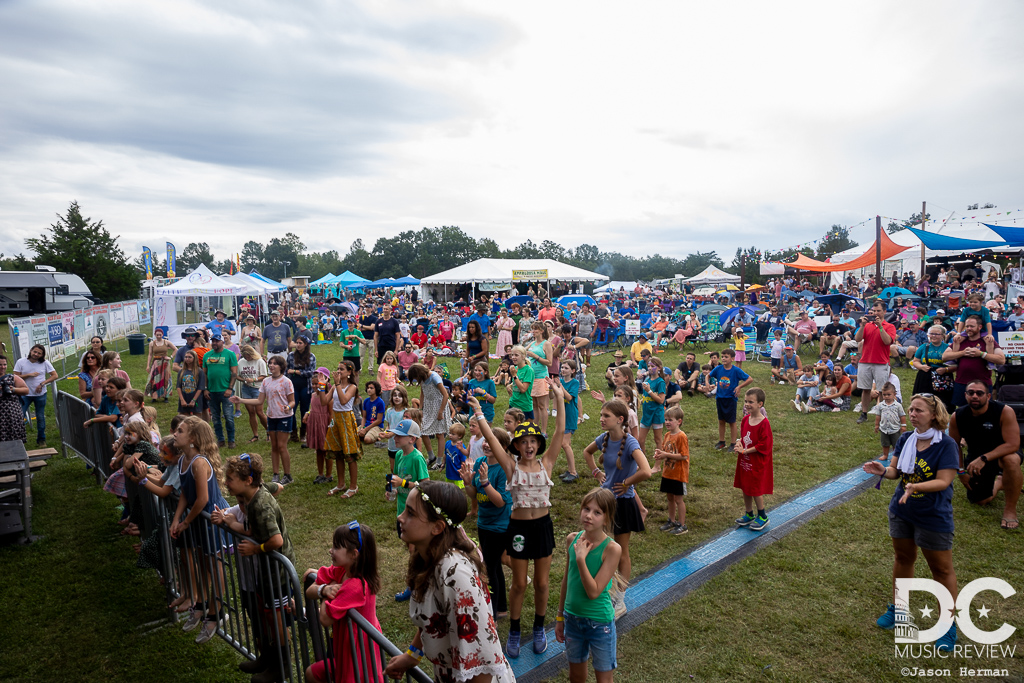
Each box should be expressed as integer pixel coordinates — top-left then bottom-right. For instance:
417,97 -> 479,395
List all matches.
240,384 -> 261,400
564,614 -> 617,671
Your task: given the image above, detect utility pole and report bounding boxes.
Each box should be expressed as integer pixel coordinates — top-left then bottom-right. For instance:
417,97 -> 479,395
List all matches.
920,200 -> 927,279
875,215 -> 882,288
740,253 -> 746,293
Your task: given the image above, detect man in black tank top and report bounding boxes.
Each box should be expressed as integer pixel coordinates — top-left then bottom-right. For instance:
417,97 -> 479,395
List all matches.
948,380 -> 1022,529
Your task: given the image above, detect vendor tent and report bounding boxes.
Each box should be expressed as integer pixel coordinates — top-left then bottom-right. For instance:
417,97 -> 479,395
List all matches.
220,274 -> 270,296
309,273 -> 337,287
365,278 -> 396,289
248,270 -> 286,291
594,281 -> 638,293
421,259 -> 609,286
329,270 -> 372,289
684,265 -> 741,285
392,275 -> 421,286
157,264 -> 248,296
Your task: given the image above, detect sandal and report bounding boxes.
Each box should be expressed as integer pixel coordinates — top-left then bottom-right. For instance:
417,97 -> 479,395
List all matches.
248,436 -> 259,444
340,488 -> 359,499
1001,518 -> 1019,530
327,486 -> 345,496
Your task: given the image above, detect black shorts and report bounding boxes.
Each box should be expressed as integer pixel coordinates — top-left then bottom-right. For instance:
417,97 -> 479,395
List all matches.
613,496 -> 645,535
716,399 -> 737,424
660,478 -> 687,496
346,356 -> 362,373
771,358 -> 781,368
966,459 -> 1003,504
507,514 -> 556,560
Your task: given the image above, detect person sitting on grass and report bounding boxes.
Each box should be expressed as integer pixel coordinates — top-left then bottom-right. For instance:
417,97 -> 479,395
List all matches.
791,365 -> 820,412
734,388 -> 774,532
863,394 -> 959,653
697,363 -> 717,398
710,349 -> 752,451
804,366 -> 854,413
358,381 -> 385,445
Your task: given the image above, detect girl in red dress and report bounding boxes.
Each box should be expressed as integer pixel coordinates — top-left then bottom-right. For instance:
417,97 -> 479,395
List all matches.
734,387 -> 774,532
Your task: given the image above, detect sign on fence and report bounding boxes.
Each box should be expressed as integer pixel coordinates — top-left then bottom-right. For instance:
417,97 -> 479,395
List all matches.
8,299 -> 142,365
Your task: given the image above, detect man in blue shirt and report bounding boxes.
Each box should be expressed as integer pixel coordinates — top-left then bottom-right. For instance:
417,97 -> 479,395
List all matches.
468,305 -> 491,335
204,309 -> 236,339
710,348 -> 752,452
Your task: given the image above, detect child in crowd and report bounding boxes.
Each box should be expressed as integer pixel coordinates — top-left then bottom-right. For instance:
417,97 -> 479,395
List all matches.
870,382 -> 906,460
654,406 -> 689,535
460,423 -> 513,617
494,358 -> 512,387
466,362 -> 498,424
443,422 -> 469,487
555,488 -> 622,683
470,384 -> 566,658
142,405 -> 161,444
732,326 -> 748,367
769,330 -> 785,380
448,383 -> 470,421
323,361 -> 362,498
176,350 -> 206,416
956,292 -> 993,336
503,407 -> 526,435
792,365 -> 820,411
697,364 -> 717,398
772,345 -> 800,385
383,386 -> 411,502
814,351 -> 834,381
307,367 -> 334,485
386,419 -> 429,602
710,349 -> 751,451
583,400 -> 652,620
216,453 -> 297,678
506,345 -> 536,420
376,351 -> 399,407
558,360 -> 581,483
358,381 -> 386,445
233,355 -> 295,484
613,386 -> 640,440
638,357 -> 666,455
735,388 -> 774,532
303,522 -> 383,683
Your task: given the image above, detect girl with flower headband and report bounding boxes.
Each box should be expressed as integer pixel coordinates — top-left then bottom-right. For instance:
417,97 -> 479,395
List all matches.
469,382 -> 565,659
385,480 -> 515,683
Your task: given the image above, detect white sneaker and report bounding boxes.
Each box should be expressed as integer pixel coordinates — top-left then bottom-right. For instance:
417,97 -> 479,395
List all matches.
611,589 -> 627,620
581,413 -> 590,421
792,398 -> 801,411
853,402 -> 863,412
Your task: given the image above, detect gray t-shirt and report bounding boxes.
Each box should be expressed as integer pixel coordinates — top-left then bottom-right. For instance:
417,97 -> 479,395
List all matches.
577,312 -> 597,336
263,323 -> 291,354
14,358 -> 55,396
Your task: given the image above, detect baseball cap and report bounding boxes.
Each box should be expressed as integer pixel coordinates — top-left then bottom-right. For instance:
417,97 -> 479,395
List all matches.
935,309 -> 945,315
784,345 -> 794,350
391,419 -> 421,439
210,332 -> 223,341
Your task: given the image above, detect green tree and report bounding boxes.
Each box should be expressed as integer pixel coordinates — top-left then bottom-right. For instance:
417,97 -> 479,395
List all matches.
177,242 -> 215,272
817,224 -> 858,259
240,241 -> 266,273
887,211 -> 929,234
25,201 -> 139,301
679,251 -> 725,277
0,252 -> 35,271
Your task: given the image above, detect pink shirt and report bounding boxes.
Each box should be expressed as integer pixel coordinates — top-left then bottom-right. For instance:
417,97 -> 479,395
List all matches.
377,364 -> 399,391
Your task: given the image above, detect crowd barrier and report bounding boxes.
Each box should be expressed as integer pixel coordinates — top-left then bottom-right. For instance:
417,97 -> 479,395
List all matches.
52,390 -> 431,683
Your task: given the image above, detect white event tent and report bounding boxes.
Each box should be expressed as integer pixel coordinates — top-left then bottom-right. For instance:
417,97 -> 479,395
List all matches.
153,264 -> 250,344
421,258 -> 609,300
684,265 -> 741,285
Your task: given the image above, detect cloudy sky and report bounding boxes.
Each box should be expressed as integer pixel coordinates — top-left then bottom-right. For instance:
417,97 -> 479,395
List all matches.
1,0 -> 1022,264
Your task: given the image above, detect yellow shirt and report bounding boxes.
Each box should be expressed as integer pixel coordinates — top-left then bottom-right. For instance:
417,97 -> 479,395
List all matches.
630,340 -> 653,362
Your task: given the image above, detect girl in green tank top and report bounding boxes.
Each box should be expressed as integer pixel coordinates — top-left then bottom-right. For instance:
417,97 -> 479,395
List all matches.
556,488 -> 622,680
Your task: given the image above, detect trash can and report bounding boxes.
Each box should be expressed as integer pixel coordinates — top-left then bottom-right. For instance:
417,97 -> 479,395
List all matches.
127,333 -> 147,356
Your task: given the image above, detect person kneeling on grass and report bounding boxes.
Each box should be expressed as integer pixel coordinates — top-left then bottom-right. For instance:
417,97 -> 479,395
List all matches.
734,388 -> 773,532
862,393 -> 959,652
556,488 -> 623,683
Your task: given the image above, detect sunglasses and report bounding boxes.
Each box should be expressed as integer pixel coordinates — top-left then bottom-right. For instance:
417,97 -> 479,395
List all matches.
965,390 -> 988,397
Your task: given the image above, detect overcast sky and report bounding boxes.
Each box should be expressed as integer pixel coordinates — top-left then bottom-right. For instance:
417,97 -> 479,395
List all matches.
1,0 -> 1022,265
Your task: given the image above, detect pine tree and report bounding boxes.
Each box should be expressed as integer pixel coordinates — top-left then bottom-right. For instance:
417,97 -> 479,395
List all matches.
26,201 -> 139,302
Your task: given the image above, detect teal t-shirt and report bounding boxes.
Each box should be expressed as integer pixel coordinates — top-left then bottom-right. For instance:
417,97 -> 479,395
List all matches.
202,349 -> 238,393
468,378 -> 497,422
510,365 -> 534,412
472,456 -> 511,532
641,376 -> 667,424
561,378 -> 580,431
395,448 -> 428,516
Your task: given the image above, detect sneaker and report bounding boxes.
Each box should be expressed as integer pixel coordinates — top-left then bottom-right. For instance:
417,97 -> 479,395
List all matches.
659,521 -> 678,531
313,475 -> 325,484
714,441 -> 726,450
506,631 -> 521,658
195,618 -> 218,644
181,608 -> 203,631
233,410 -> 242,419
427,455 -> 438,469
750,514 -> 770,531
792,398 -> 801,411
227,442 -> 236,449
395,587 -> 412,602
612,589 -> 627,619
281,474 -> 293,485
726,444 -> 735,452
736,512 -> 756,527
532,627 -> 547,654
272,473 -> 280,484
561,472 -> 579,483
876,603 -> 897,630
672,524 -> 689,535
935,623 -> 957,652
853,402 -> 863,412
217,440 -> 226,448
856,414 -> 868,424
429,459 -> 443,471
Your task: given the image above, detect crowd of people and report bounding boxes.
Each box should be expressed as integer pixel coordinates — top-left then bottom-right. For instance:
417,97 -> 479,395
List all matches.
1,261 -> 1021,682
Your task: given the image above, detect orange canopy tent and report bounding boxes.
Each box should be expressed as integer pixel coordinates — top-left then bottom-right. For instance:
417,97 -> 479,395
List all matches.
786,230 -> 911,272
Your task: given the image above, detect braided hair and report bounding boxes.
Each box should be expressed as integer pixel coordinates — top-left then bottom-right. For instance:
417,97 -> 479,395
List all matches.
599,400 -> 630,470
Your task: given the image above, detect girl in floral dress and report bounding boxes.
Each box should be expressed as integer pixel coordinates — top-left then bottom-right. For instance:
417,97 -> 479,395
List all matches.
495,309 -> 515,354
386,480 -> 515,683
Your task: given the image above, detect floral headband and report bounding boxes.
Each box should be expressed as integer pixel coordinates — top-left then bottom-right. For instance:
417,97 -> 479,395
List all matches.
417,487 -> 460,529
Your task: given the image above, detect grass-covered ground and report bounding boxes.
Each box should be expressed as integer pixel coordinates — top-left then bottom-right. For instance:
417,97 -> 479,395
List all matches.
1,324 -> 1021,682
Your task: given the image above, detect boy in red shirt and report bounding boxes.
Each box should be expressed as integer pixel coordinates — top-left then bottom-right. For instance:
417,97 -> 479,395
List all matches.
734,387 -> 774,532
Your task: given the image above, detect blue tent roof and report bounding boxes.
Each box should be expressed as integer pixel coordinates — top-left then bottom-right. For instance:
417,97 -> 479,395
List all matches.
982,224 -> 1024,246
556,294 -> 596,307
505,295 -> 532,308
812,293 -> 865,311
392,275 -> 420,286
309,273 -> 336,286
365,278 -> 396,289
248,270 -> 285,289
877,287 -> 917,300
718,305 -> 762,325
907,227 -> 1005,251
329,270 -> 372,288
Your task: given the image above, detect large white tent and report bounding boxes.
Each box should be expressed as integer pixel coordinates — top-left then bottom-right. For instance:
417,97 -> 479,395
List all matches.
155,264 -> 248,296
684,265 -> 741,285
421,258 -> 609,285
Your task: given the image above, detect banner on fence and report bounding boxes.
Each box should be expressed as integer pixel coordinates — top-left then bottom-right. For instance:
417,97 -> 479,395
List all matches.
137,299 -> 151,325
110,302 -> 124,338
7,299 -> 145,365
62,311 -> 75,355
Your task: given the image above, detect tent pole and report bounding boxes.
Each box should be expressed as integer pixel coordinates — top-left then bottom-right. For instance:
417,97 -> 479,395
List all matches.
875,215 -> 882,288
920,201 -> 927,279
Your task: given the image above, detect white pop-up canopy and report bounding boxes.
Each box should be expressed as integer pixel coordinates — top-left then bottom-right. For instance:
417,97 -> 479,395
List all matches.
421,258 -> 609,285
156,264 -> 248,295
684,265 -> 741,285
594,280 -> 638,293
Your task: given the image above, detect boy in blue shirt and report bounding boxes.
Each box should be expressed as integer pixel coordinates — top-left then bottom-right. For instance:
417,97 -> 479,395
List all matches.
444,422 -> 468,487
956,292 -> 993,336
358,381 -> 386,445
710,349 -> 752,452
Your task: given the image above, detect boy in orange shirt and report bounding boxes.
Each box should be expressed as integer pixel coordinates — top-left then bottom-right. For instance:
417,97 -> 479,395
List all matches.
654,406 -> 689,534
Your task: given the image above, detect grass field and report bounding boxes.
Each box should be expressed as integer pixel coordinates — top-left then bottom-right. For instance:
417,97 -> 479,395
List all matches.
1,325 -> 1021,682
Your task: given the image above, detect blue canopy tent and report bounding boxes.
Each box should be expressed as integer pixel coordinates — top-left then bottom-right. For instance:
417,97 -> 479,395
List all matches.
906,227 -> 1006,251
365,278 -> 396,289
718,305 -> 762,325
778,287 -> 813,300
392,275 -> 421,286
877,287 -> 919,300
330,270 -> 372,290
504,295 -> 532,309
309,273 -> 336,287
556,294 -> 596,307
248,270 -> 286,291
982,224 -> 1024,246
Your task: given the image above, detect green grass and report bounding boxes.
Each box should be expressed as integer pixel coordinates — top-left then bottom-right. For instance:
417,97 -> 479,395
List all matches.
2,324 -> 1021,682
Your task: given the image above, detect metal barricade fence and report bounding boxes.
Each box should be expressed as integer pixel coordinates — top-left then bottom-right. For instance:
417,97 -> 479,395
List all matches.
54,390 -> 431,683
